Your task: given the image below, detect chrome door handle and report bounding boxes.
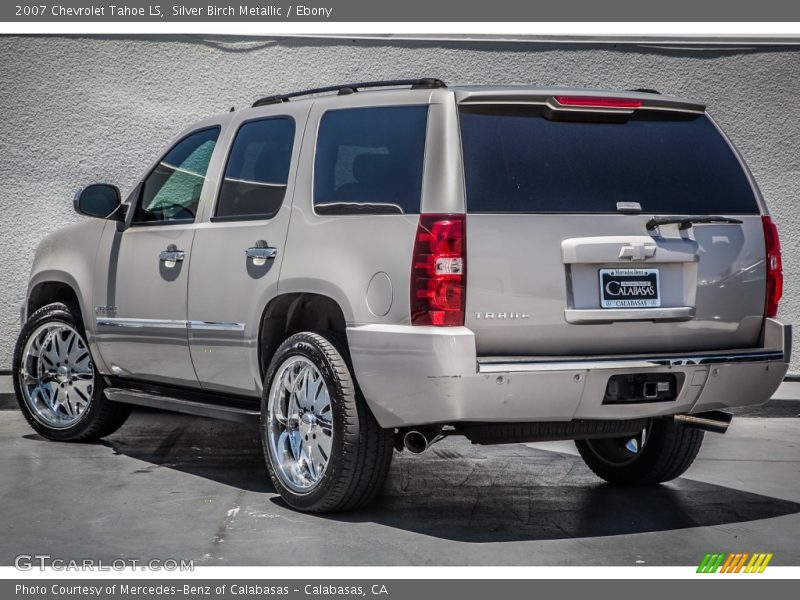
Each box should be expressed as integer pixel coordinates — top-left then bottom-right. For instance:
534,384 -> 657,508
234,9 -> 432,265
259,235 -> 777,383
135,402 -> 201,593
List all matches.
245,246 -> 277,260
159,245 -> 185,263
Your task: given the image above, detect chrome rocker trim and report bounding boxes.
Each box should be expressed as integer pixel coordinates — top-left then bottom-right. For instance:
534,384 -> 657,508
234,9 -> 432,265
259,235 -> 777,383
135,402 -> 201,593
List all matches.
96,318 -> 186,329
96,318 -> 245,331
187,321 -> 246,332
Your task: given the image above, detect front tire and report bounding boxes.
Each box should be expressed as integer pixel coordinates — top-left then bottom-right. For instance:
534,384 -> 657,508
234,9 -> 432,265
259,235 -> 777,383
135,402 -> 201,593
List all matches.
261,332 -> 393,513
13,302 -> 131,442
575,418 -> 704,485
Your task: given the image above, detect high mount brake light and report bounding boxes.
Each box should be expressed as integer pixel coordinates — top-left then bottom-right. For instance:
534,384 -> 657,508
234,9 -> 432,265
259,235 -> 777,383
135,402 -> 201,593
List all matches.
410,214 -> 466,326
762,215 -> 783,318
554,96 -> 642,109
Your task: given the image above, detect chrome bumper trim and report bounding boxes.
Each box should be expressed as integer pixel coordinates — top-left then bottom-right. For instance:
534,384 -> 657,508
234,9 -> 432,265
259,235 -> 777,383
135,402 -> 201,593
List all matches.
477,351 -> 786,373
564,306 -> 694,324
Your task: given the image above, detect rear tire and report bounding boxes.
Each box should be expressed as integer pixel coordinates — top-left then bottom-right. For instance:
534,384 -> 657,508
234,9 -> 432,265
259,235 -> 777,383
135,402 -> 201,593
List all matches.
575,418 -> 704,485
13,302 -> 131,442
261,331 -> 394,513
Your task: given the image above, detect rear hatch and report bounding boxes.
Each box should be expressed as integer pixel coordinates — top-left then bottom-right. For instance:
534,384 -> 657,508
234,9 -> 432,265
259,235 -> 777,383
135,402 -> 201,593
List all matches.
458,91 -> 767,356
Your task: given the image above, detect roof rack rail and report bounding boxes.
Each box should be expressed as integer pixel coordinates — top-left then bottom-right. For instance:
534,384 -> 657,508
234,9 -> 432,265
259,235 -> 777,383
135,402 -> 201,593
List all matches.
252,78 -> 446,107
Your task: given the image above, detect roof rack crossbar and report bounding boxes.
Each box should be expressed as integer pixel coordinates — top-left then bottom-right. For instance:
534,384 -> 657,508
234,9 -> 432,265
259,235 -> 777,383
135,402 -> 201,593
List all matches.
252,78 -> 446,107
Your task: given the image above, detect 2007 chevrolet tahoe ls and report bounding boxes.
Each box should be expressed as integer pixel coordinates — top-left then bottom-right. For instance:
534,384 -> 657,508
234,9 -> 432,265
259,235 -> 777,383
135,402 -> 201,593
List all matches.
14,79 -> 790,512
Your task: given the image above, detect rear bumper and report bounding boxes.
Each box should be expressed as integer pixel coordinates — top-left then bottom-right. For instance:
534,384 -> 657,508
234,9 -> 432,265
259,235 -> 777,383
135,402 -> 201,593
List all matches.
347,319 -> 791,428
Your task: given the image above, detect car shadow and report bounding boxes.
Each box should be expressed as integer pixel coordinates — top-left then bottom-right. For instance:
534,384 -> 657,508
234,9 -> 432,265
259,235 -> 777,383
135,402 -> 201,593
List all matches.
294,440 -> 800,542
25,408 -> 800,543
324,475 -> 800,543
102,408 -> 273,494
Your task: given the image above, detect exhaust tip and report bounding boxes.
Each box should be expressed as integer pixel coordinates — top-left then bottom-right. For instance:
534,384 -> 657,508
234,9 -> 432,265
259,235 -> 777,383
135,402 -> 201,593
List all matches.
403,430 -> 429,454
674,410 -> 732,434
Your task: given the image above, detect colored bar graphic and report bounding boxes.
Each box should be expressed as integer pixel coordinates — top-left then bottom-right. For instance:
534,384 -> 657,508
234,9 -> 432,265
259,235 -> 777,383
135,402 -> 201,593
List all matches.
720,554 -> 736,573
758,554 -> 773,573
697,553 -> 712,573
697,552 -> 771,573
710,553 -> 725,573
745,554 -> 760,573
734,553 -> 749,573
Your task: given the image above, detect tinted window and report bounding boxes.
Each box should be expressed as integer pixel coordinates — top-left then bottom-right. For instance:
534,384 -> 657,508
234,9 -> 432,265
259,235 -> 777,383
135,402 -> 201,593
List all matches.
314,106 -> 428,215
135,127 -> 219,223
459,109 -> 759,214
215,117 -> 295,219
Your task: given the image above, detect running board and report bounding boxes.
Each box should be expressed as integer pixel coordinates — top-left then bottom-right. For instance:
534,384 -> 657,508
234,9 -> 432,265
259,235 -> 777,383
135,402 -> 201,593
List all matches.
105,387 -> 260,424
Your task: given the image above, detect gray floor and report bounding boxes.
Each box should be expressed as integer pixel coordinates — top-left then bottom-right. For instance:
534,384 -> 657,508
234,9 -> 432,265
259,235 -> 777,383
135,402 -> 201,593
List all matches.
0,397 -> 798,565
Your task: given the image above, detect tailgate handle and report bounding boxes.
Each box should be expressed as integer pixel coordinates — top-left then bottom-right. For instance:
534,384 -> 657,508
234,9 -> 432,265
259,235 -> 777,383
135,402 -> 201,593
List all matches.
646,215 -> 743,231
562,236 -> 697,264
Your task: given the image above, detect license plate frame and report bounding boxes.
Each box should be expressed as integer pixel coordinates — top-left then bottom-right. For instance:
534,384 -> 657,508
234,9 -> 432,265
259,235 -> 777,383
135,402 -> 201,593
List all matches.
599,268 -> 661,309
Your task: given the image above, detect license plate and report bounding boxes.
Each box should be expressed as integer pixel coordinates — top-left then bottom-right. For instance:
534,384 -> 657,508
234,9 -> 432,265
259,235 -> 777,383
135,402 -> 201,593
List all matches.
599,268 -> 660,308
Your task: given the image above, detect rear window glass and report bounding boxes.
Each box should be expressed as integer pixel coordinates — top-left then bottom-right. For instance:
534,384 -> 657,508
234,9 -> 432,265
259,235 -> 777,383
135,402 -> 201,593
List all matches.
459,108 -> 759,214
314,106 -> 428,215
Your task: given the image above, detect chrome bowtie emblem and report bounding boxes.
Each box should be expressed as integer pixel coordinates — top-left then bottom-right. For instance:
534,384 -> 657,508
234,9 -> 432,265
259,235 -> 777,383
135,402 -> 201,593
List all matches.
619,243 -> 656,261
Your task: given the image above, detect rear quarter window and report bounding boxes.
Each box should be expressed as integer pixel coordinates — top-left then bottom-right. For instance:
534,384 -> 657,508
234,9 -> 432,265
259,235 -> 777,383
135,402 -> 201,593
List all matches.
313,106 -> 428,215
459,107 -> 759,214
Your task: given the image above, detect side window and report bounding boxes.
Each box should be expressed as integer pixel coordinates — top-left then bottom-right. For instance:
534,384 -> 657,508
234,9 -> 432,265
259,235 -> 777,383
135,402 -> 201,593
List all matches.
134,127 -> 220,224
313,106 -> 428,215
215,117 -> 295,220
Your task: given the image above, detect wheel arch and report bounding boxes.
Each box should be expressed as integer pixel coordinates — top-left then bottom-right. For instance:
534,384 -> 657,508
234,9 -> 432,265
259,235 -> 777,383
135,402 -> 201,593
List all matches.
26,272 -> 87,328
258,292 -> 348,377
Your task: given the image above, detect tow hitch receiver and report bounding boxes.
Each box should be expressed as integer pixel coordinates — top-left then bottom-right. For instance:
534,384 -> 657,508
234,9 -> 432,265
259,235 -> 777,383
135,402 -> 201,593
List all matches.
603,373 -> 678,404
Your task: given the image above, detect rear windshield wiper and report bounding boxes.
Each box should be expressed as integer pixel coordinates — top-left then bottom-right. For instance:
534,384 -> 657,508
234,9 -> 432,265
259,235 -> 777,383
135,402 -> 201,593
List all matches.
646,215 -> 744,231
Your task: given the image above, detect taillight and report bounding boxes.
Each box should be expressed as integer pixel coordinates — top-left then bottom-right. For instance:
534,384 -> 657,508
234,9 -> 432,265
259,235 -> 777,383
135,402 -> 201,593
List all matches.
762,215 -> 783,318
554,96 -> 642,109
411,214 -> 465,326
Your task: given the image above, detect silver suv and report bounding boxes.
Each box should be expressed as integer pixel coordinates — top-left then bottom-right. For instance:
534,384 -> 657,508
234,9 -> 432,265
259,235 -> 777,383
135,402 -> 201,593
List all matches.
14,79 -> 790,513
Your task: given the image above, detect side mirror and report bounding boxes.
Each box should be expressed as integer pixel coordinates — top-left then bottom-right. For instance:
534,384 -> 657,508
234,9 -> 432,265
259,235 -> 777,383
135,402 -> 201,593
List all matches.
74,184 -> 125,221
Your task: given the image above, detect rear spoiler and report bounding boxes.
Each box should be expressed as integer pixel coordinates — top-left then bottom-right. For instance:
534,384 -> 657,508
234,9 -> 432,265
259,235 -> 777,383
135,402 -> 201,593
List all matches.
454,88 -> 706,115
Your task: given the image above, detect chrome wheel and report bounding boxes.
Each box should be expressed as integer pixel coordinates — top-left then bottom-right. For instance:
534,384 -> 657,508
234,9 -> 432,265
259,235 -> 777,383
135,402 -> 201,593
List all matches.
19,322 -> 94,429
267,356 -> 334,493
584,425 -> 650,467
